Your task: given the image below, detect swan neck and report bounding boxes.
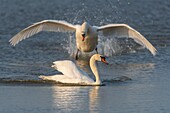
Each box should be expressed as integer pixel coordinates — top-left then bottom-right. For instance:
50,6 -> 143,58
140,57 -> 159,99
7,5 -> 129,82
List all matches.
90,56 -> 101,84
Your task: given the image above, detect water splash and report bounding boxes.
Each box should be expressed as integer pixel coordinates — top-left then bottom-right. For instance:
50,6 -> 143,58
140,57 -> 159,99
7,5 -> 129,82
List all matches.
63,34 -> 126,57
65,34 -> 77,57
60,1 -> 140,57
98,37 -> 122,56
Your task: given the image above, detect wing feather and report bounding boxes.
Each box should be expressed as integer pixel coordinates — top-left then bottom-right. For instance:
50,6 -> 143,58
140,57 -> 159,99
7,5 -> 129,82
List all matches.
52,60 -> 86,79
9,20 -> 77,46
96,24 -> 157,55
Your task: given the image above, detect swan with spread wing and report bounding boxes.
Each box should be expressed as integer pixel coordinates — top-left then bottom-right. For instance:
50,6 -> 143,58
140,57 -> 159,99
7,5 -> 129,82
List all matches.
9,20 -> 157,59
39,54 -> 108,86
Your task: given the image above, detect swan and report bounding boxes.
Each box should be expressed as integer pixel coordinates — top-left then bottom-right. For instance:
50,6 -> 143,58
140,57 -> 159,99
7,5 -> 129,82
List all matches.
9,20 -> 157,59
39,54 -> 108,86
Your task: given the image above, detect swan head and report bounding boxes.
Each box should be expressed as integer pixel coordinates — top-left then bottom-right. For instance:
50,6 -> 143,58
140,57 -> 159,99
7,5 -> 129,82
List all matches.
93,54 -> 108,65
100,56 -> 108,65
81,22 -> 89,41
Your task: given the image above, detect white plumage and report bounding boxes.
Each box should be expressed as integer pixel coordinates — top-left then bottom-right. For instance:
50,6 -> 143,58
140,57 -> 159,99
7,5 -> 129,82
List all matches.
39,54 -> 108,85
9,20 -> 157,56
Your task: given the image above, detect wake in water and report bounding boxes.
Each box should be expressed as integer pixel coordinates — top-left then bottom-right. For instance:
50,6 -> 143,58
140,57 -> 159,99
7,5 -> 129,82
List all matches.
0,75 -> 132,86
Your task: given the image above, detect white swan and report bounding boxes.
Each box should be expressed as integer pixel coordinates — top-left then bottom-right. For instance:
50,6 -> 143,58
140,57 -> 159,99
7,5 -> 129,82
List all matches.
39,54 -> 108,86
9,20 -> 157,59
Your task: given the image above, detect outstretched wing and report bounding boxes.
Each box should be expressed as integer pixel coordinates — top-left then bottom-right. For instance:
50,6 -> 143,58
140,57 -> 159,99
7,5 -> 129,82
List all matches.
96,24 -> 157,56
52,60 -> 86,79
9,20 -> 77,46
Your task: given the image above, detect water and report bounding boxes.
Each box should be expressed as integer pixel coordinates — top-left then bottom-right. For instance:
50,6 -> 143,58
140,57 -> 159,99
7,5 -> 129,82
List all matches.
0,0 -> 170,113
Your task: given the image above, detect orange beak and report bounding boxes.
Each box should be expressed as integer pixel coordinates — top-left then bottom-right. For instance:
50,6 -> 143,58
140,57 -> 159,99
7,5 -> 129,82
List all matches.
82,36 -> 85,41
82,34 -> 85,41
101,57 -> 109,65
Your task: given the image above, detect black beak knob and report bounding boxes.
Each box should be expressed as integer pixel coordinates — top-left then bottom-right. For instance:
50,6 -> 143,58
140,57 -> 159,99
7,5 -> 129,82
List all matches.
82,34 -> 85,38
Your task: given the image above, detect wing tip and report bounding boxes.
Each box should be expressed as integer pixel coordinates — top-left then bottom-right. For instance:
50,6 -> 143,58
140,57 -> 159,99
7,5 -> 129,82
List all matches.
151,47 -> 157,56
9,39 -> 17,46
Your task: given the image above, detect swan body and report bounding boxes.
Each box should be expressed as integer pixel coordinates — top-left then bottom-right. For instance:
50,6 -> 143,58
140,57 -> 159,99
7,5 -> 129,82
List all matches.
9,20 -> 157,56
76,22 -> 98,52
39,54 -> 108,86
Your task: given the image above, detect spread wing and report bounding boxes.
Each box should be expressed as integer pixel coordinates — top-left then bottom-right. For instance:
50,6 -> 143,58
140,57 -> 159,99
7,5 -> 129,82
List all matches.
9,20 -> 77,46
96,24 -> 157,56
52,60 -> 87,79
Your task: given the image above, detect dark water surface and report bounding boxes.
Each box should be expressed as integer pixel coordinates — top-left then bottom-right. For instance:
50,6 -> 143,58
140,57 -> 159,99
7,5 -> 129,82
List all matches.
0,0 -> 170,113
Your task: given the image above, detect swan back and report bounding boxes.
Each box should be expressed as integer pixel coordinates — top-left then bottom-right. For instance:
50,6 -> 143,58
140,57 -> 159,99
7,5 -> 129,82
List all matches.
52,60 -> 81,78
52,60 -> 93,83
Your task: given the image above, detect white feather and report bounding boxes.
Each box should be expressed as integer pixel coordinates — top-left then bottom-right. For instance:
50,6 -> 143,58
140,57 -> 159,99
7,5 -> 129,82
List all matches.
9,20 -> 77,46
9,20 -> 157,56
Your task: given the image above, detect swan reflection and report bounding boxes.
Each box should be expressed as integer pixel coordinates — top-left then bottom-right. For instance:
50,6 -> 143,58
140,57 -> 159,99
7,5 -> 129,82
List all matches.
51,86 -> 100,113
89,86 -> 100,113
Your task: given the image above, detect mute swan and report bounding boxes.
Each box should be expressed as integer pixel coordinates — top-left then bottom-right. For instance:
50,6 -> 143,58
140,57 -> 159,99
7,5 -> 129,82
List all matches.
39,54 -> 108,86
9,20 -> 157,59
